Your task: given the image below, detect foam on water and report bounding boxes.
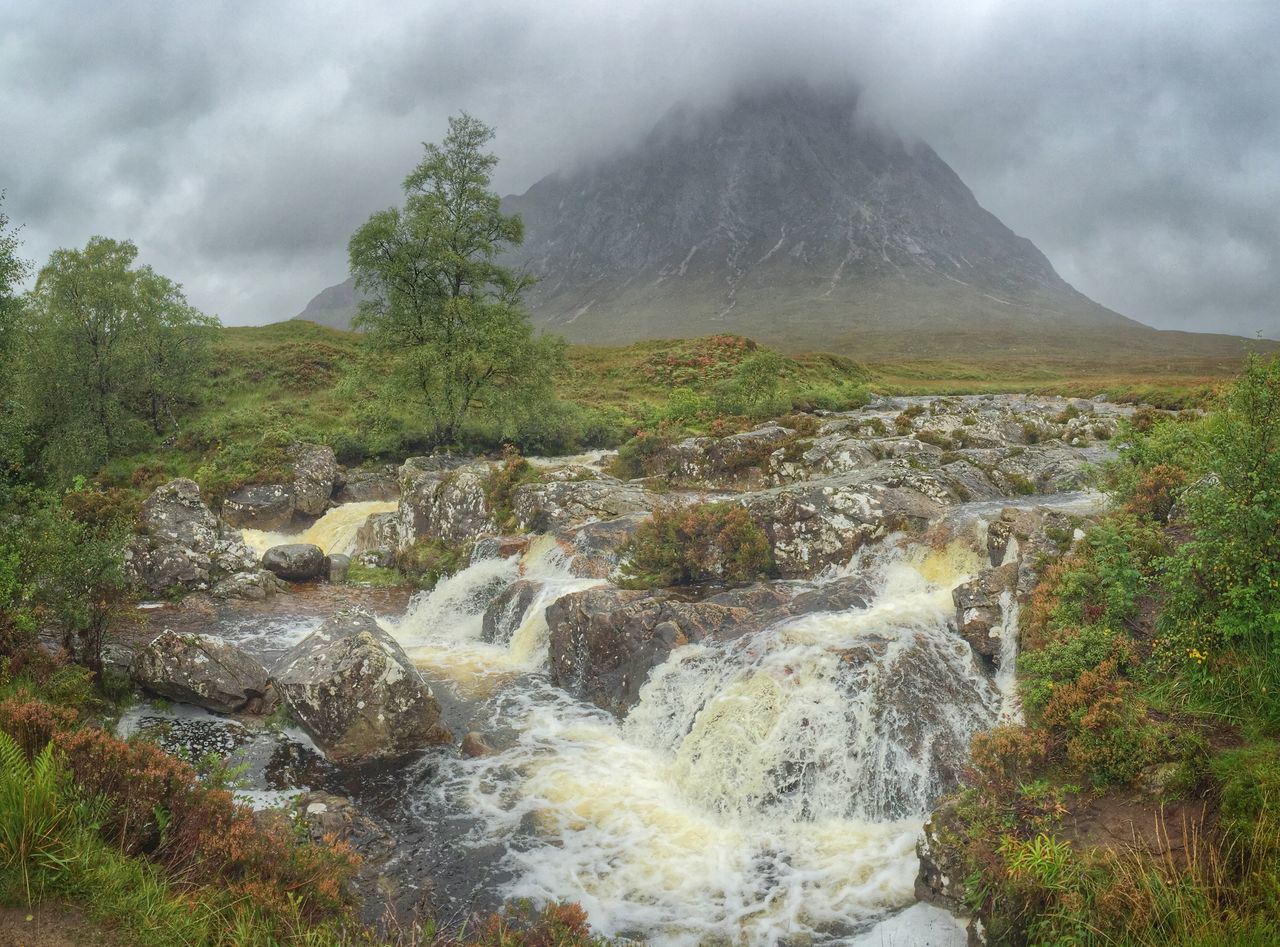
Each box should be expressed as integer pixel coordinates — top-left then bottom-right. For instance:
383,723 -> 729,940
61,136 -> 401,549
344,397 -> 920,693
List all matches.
240,500 -> 397,556
413,536 -> 999,945
387,534 -> 601,694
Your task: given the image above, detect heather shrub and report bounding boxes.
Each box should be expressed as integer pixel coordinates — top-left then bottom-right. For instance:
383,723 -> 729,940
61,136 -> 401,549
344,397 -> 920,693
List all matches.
968,725 -> 1048,794
619,503 -> 775,588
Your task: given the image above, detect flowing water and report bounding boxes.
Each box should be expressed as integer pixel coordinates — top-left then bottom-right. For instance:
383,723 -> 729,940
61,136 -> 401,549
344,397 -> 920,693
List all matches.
145,495 -> 1100,944
240,499 -> 398,556
381,533 -> 1000,944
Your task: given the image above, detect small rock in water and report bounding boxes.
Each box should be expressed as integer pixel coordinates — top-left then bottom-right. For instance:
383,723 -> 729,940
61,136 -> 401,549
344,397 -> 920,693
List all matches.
461,731 -> 498,757
261,543 -> 327,581
326,553 -> 351,584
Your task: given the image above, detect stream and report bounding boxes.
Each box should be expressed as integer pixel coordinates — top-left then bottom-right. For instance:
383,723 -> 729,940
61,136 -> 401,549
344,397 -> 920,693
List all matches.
120,487 -> 1104,946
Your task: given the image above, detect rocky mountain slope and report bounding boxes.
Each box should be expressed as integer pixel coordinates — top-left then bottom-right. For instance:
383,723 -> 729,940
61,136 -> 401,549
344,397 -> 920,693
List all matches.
297,86 -> 1245,357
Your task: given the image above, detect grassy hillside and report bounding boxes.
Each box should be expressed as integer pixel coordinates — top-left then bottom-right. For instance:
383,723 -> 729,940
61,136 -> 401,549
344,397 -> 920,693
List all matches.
94,320 -> 1259,503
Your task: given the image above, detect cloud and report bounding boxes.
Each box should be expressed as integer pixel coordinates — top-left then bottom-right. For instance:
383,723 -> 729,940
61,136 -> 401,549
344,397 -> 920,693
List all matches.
1,0 -> 1277,337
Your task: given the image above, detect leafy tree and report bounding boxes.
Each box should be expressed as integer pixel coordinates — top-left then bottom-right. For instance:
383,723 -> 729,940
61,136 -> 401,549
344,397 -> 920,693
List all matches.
349,114 -> 562,446
0,487 -> 130,673
0,194 -> 33,480
15,237 -> 217,480
0,191 -> 30,357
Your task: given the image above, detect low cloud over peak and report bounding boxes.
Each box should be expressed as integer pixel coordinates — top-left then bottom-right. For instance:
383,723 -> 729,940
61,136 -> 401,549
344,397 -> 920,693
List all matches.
2,0 -> 1277,337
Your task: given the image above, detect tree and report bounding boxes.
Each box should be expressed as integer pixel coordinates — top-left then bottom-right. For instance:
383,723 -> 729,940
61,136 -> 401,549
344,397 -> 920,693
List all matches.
15,237 -> 217,480
0,194 -> 33,481
0,191 -> 31,358
348,114 -> 562,446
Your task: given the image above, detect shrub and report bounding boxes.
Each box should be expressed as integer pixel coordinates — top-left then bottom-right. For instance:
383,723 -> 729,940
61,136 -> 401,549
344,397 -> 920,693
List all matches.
969,725 -> 1049,794
485,445 -> 542,531
612,429 -> 674,480
397,537 -> 469,590
1019,624 -> 1130,720
1124,462 -> 1187,522
619,503 -> 775,588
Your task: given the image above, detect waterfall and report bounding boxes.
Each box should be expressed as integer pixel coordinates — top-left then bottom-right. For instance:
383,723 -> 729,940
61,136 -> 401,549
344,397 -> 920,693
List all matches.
239,499 -> 397,556
386,533 -> 602,695
402,535 -> 999,945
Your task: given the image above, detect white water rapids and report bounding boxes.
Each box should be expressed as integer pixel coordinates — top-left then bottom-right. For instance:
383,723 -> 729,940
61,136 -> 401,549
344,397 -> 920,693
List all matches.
381,530 -> 1001,945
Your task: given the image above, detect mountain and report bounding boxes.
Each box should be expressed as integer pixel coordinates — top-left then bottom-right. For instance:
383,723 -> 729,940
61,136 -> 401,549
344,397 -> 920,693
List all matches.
295,86 -> 1241,357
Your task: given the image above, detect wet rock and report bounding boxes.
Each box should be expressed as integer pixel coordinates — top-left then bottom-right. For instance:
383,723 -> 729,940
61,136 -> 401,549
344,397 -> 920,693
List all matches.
273,607 -> 452,762
125,479 -> 257,595
210,569 -> 288,601
739,477 -> 942,578
141,478 -> 218,548
130,630 -> 275,714
916,796 -> 972,915
952,564 -> 1018,662
222,483 -> 295,530
985,516 -> 1016,567
290,443 -> 339,516
356,548 -> 395,569
398,459 -> 497,546
326,553 -> 351,584
261,543 -> 327,582
555,515 -> 645,578
649,422 -> 797,486
461,732 -> 498,758
510,476 -> 655,532
470,534 -> 532,563
353,511 -> 400,556
334,465 -> 400,503
547,588 -> 758,716
481,579 -> 544,644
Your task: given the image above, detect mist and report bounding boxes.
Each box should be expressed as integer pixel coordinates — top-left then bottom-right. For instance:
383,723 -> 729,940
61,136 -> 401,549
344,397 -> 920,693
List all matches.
2,0 -> 1277,337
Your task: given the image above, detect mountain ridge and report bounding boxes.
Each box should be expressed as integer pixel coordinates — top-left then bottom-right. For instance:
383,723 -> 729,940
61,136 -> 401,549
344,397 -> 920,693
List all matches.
295,85 -> 1247,357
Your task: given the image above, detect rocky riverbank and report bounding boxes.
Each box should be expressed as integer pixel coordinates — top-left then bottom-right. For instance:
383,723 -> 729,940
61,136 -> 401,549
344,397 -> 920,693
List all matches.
113,393 -> 1134,942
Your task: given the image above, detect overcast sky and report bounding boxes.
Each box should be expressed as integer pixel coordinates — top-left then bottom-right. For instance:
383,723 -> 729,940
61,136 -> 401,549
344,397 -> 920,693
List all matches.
2,0 -> 1277,338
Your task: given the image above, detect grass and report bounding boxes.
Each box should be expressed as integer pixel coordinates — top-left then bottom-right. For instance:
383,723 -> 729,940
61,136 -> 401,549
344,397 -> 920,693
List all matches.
89,321 -> 1251,510
924,359 -> 1280,944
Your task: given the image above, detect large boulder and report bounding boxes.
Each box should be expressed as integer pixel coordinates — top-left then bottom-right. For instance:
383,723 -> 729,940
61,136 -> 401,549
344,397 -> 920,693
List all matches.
130,630 -> 275,714
353,511 -> 400,557
334,466 -> 400,503
125,479 -> 258,595
547,587 -> 763,716
210,569 -> 288,601
220,442 -> 339,528
951,563 -> 1018,664
222,483 -> 295,530
261,543 -> 327,582
510,476 -> 655,533
738,477 -> 942,578
646,423 -> 798,487
481,579 -> 544,644
397,459 -> 497,546
290,443 -> 339,516
141,478 -> 218,548
554,515 -> 645,578
273,608 -> 452,762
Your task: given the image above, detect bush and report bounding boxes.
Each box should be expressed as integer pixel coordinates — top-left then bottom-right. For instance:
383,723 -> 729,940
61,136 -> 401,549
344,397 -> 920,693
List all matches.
619,503 -> 775,588
485,445 -> 542,531
612,429 -> 674,480
397,537 -> 469,590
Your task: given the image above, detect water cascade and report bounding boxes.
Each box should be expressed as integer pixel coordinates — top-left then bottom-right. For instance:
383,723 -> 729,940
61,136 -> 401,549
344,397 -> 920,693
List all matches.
386,534 -> 1001,945
239,499 -> 397,556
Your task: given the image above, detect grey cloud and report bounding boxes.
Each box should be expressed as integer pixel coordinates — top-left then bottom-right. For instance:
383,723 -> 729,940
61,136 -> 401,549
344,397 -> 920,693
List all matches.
1,0 -> 1277,336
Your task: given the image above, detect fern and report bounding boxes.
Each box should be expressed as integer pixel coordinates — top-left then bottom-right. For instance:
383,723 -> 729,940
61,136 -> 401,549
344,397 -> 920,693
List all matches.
0,731 -> 74,902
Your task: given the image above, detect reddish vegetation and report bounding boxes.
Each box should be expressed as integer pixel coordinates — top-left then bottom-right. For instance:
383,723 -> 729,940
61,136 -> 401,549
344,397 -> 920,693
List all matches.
0,692 -> 357,927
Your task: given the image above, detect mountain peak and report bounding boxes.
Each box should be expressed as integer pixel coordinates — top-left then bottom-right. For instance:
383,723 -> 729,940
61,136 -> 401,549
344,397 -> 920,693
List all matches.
299,84 -> 1140,352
